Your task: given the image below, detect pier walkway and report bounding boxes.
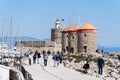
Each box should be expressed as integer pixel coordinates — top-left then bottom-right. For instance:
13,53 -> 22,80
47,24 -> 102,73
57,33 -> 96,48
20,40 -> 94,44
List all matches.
22,55 -> 102,80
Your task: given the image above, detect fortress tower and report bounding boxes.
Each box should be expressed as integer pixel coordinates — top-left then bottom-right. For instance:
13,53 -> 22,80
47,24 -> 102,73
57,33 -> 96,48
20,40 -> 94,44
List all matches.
77,22 -> 97,53
61,25 -> 79,53
52,20 -> 98,54
51,19 -> 62,44
61,28 -> 68,53
67,25 -> 79,53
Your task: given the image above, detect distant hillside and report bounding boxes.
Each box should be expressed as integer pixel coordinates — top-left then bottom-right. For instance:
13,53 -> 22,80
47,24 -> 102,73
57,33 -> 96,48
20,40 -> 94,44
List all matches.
43,38 -> 51,41
0,36 -> 40,45
15,36 -> 41,41
0,36 -> 40,41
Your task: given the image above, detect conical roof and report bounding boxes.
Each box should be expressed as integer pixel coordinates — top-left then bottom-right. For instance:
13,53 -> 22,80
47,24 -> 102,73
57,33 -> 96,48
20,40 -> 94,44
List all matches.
80,22 -> 97,30
78,22 -> 97,33
66,25 -> 74,31
73,25 -> 80,30
61,26 -> 74,33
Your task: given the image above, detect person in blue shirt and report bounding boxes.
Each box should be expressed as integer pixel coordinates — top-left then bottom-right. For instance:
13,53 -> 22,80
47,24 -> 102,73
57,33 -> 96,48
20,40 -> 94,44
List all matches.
97,56 -> 105,75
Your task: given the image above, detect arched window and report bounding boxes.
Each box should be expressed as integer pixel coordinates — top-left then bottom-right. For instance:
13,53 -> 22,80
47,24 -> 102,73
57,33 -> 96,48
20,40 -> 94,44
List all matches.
84,34 -> 87,37
72,36 -> 74,39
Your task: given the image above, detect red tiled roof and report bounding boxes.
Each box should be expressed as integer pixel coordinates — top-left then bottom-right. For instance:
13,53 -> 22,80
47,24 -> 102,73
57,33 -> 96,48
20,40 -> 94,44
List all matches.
80,22 -> 97,30
66,25 -> 74,31
73,25 -> 79,30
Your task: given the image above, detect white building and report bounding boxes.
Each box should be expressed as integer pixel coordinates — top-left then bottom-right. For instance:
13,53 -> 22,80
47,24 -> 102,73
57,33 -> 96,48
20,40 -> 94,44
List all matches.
0,64 -> 10,80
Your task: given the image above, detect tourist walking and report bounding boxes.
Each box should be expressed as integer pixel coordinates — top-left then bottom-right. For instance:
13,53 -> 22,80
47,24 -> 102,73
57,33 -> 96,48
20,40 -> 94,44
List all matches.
35,50 -> 39,64
37,51 -> 41,64
52,52 -> 57,67
38,52 -> 41,64
55,51 -> 60,67
97,56 -> 104,75
33,52 -> 37,64
59,52 -> 64,64
43,51 -> 48,66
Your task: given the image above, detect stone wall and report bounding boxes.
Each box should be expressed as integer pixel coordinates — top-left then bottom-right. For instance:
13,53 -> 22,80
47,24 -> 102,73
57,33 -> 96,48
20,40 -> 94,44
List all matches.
51,28 -> 62,44
16,41 -> 62,53
15,41 -> 45,47
16,44 -> 62,54
68,33 -> 77,53
61,33 -> 68,52
77,33 -> 97,53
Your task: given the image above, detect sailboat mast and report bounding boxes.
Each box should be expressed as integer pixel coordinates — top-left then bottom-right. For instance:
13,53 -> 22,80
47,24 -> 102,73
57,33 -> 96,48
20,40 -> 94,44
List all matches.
10,17 -> 13,50
1,31 -> 4,63
1,17 -> 5,63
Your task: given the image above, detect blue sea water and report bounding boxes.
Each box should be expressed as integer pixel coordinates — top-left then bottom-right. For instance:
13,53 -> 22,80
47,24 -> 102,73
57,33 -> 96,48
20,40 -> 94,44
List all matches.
98,45 -> 120,53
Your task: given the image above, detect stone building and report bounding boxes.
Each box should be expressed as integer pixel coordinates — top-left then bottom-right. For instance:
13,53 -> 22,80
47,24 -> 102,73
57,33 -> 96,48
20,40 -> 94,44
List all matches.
61,27 -> 68,53
61,22 -> 97,53
51,19 -> 62,44
62,25 -> 80,53
77,22 -> 97,53
15,20 -> 97,54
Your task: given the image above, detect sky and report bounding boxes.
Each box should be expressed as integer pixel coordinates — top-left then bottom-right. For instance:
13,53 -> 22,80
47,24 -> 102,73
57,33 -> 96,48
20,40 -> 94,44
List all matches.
0,0 -> 120,47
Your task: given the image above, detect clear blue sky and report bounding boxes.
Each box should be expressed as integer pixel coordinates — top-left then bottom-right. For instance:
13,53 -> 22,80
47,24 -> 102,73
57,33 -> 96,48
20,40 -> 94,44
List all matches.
0,0 -> 120,46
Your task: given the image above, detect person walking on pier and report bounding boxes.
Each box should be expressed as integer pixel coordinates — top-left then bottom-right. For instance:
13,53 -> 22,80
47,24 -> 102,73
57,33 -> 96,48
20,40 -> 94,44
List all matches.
37,51 -> 41,64
52,52 -> 57,67
53,51 -> 60,67
33,52 -> 37,64
59,52 -> 63,64
43,51 -> 48,66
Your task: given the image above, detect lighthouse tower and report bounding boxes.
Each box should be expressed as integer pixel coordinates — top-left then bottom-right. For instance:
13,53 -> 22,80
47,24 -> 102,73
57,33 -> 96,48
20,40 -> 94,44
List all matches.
51,19 -> 62,44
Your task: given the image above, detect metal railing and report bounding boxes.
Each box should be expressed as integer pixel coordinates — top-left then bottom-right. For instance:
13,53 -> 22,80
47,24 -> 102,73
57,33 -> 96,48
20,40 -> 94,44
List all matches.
14,57 -> 33,80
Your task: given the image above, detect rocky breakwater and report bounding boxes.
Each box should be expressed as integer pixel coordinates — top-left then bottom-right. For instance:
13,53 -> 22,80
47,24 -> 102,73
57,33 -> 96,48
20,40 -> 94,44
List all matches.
63,53 -> 120,80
